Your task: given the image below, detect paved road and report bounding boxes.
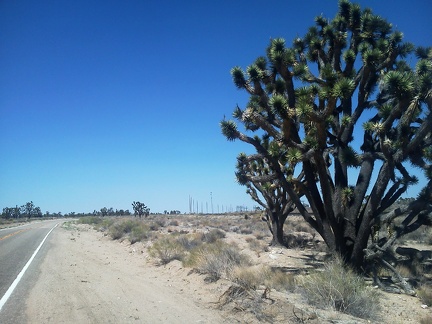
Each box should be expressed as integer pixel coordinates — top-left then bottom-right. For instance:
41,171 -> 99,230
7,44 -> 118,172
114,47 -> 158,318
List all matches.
0,220 -> 62,323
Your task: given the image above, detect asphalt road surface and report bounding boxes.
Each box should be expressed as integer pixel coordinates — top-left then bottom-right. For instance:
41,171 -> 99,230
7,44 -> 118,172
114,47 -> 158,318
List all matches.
0,220 -> 62,323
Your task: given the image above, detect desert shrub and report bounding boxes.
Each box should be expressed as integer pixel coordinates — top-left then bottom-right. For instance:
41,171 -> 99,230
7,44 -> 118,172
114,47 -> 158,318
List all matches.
168,219 -> 179,226
186,241 -> 251,281
108,219 -> 139,240
96,218 -> 115,231
230,266 -> 261,290
285,231 -> 314,248
240,228 -> 253,235
246,237 -> 268,255
299,257 -> 381,320
262,267 -> 296,292
201,229 -> 226,243
148,236 -> 186,265
218,285 -> 274,322
109,223 -> 126,240
418,285 -> 432,306
293,222 -> 316,236
176,234 -> 202,251
78,216 -> 103,225
129,223 -> 151,244
229,226 -> 240,233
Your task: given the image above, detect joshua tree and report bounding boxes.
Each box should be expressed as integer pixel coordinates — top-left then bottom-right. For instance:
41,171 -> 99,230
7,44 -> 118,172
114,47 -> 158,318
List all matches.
221,0 -> 431,294
235,143 -> 301,246
132,201 -> 150,218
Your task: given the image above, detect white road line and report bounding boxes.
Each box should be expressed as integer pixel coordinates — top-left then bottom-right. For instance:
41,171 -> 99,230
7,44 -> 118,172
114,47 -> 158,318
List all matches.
0,223 -> 59,312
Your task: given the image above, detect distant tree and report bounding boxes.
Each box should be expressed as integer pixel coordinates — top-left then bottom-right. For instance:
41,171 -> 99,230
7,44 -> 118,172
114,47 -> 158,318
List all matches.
100,207 -> 108,217
221,0 -> 431,294
19,201 -> 42,218
132,201 -> 150,218
1,207 -> 13,219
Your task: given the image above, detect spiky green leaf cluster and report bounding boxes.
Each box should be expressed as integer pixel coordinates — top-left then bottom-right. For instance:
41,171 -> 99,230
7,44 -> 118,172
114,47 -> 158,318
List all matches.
286,148 -> 303,163
382,70 -> 415,99
332,78 -> 355,98
231,67 -> 246,89
220,120 -> 239,141
269,94 -> 288,117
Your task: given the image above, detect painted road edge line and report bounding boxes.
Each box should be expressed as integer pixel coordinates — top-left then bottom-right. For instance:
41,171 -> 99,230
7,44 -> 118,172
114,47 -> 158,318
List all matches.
0,223 -> 59,312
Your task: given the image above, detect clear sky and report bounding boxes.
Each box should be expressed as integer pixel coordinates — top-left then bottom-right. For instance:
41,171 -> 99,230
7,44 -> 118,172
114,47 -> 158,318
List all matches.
1,1 -> 431,214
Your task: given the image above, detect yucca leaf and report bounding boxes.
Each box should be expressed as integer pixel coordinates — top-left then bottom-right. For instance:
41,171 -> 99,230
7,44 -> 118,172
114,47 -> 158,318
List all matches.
332,77 -> 355,98
220,120 -> 239,141
269,94 -> 288,117
231,66 -> 246,89
247,64 -> 263,82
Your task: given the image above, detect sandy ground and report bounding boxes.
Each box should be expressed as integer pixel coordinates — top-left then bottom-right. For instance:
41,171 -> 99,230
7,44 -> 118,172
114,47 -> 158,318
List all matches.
26,224 -> 228,324
25,220 -> 432,324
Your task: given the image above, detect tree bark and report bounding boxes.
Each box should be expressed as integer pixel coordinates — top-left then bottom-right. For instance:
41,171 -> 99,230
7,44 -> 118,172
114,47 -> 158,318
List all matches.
269,214 -> 285,246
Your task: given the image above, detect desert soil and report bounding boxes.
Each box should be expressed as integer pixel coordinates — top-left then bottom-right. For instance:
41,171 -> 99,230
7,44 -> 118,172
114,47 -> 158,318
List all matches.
25,221 -> 431,324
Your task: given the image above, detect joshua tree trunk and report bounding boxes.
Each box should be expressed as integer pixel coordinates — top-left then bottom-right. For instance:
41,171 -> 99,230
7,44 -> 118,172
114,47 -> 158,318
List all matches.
270,215 -> 285,246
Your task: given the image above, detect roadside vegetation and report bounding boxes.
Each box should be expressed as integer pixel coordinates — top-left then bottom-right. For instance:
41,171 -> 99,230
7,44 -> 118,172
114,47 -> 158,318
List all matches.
76,212 -> 392,322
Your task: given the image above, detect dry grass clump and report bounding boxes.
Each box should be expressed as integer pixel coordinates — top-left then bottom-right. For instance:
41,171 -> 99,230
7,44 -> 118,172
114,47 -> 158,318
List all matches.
148,236 -> 186,265
185,241 -> 251,282
201,228 -> 226,243
218,285 -> 274,322
245,237 -> 268,256
262,267 -> 296,292
299,257 -> 381,321
418,285 -> 432,306
148,218 -> 166,231
420,315 -> 432,324
175,233 -> 202,251
230,266 -> 262,290
168,219 -> 179,226
129,223 -> 151,244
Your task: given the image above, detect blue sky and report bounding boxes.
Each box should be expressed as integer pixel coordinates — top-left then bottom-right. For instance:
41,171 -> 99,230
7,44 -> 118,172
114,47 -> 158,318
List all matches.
1,1 -> 431,214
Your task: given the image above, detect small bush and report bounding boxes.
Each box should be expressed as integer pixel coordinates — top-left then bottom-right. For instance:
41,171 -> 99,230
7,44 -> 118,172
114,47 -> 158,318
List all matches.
299,257 -> 381,321
246,237 -> 268,255
240,228 -> 253,235
230,267 -> 261,290
186,241 -> 251,281
201,229 -> 226,243
176,234 -> 202,251
129,224 -> 151,244
262,267 -> 296,292
148,236 -> 185,265
168,219 -> 179,226
108,219 -> 139,240
96,218 -> 114,231
109,223 -> 126,240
